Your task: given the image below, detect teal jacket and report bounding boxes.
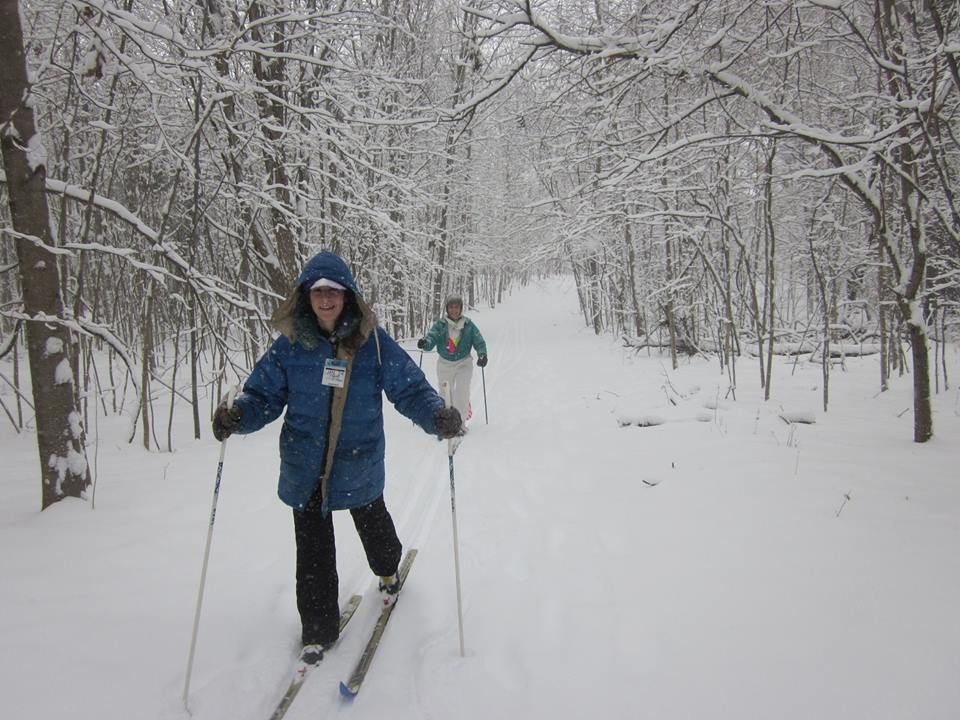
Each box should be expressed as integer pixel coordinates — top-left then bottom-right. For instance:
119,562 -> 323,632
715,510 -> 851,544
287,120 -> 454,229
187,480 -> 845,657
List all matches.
422,316 -> 487,362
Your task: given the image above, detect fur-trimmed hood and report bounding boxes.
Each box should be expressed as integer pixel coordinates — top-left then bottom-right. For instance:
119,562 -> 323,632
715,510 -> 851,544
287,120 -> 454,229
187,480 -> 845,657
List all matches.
271,251 -> 377,352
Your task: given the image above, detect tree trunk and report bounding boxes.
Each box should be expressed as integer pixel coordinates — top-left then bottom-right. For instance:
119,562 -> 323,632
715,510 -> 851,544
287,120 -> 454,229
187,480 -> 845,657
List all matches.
623,215 -> 644,337
877,0 -> 934,441
877,226 -> 889,392
763,142 -> 777,401
0,0 -> 90,508
663,234 -> 679,370
904,310 -> 933,442
248,0 -> 301,290
140,282 -> 155,451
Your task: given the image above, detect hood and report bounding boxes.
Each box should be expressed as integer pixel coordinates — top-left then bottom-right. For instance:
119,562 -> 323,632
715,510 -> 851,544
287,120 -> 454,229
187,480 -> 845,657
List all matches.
296,251 -> 362,297
271,251 -> 376,348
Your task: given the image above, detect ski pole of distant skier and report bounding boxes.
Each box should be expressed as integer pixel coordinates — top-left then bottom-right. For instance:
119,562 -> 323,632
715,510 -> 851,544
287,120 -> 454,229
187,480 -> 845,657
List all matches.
441,382 -> 466,657
481,365 -> 488,425
183,385 -> 238,710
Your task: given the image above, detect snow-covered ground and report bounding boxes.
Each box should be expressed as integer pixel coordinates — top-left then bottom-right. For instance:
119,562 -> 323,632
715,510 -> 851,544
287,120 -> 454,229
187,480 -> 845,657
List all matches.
1,277 -> 958,720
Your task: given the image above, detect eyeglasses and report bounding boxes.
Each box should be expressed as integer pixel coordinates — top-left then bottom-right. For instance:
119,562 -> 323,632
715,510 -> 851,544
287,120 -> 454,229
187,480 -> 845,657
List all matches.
310,287 -> 345,298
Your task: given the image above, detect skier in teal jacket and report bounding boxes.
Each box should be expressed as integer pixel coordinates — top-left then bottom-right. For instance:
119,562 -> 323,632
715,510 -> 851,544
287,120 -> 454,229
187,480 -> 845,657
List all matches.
418,295 -> 488,432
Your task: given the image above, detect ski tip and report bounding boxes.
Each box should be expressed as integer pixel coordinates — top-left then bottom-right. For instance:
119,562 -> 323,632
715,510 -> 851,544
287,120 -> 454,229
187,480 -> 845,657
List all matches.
339,681 -> 358,700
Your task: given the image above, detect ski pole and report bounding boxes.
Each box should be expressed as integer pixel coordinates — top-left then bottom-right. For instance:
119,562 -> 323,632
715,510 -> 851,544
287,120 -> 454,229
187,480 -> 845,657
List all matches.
481,365 -> 488,425
411,351 -> 424,427
441,382 -> 466,657
183,385 -> 238,710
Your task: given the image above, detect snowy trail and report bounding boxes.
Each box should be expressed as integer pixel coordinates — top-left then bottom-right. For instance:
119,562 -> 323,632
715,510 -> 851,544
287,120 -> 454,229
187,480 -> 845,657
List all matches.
344,279 -> 670,719
317,278 -> 960,720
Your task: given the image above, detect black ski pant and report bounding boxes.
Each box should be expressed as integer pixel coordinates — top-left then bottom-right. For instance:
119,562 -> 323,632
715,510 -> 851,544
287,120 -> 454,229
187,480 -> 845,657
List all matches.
293,493 -> 402,647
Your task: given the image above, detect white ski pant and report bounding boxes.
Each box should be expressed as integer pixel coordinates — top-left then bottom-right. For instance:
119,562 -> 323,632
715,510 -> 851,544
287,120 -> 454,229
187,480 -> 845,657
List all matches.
436,356 -> 473,419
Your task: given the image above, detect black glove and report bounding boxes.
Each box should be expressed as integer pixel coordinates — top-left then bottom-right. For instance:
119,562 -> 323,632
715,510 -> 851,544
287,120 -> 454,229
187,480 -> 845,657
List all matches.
434,406 -> 463,438
477,354 -> 488,367
212,402 -> 242,441
417,338 -> 427,349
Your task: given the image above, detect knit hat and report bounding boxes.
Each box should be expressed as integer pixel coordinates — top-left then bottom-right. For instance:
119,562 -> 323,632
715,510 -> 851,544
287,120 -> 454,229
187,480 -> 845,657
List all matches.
445,295 -> 463,309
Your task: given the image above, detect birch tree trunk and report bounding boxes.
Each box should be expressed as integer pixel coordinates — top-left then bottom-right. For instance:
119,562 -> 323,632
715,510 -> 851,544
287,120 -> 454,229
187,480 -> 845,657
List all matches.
0,0 -> 90,508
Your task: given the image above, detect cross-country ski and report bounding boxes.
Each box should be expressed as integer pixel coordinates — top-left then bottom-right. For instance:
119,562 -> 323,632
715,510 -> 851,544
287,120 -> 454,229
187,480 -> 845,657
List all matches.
339,549 -> 418,699
266,594 -> 361,720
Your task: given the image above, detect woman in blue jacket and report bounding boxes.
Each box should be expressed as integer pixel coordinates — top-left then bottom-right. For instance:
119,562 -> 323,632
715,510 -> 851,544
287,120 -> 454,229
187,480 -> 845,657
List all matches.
212,251 -> 461,666
418,295 -> 487,432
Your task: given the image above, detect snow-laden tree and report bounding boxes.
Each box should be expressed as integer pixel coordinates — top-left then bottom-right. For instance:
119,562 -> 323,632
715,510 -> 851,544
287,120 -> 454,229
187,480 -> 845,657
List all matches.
463,0 -> 959,442
2,0 -> 544,508
1,0 -> 90,507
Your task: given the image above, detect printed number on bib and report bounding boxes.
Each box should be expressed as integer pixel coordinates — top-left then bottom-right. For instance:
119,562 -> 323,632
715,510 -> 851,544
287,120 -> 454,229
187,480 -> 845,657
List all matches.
323,359 -> 347,388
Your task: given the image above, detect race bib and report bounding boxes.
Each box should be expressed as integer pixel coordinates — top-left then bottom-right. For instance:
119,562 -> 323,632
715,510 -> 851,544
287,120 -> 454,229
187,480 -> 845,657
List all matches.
322,358 -> 348,388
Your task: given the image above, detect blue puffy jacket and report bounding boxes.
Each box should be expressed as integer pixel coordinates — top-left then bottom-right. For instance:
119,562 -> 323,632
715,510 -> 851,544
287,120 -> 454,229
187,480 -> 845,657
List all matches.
232,252 -> 444,512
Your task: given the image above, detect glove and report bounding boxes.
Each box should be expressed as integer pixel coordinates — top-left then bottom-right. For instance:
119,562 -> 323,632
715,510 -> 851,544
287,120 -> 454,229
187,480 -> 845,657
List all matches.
434,406 -> 463,439
417,338 -> 427,349
212,401 -> 242,441
477,354 -> 488,367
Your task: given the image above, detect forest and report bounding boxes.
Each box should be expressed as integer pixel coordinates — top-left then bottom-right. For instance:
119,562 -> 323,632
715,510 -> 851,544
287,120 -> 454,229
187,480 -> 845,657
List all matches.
1,0 -> 958,509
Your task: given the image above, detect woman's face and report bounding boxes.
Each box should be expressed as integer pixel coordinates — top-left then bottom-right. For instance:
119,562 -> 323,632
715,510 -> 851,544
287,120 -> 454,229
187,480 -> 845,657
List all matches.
447,303 -> 462,320
310,286 -> 346,332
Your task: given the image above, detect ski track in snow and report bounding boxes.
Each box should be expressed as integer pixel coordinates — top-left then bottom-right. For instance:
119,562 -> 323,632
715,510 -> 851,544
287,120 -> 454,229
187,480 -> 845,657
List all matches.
409,280 -> 665,716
